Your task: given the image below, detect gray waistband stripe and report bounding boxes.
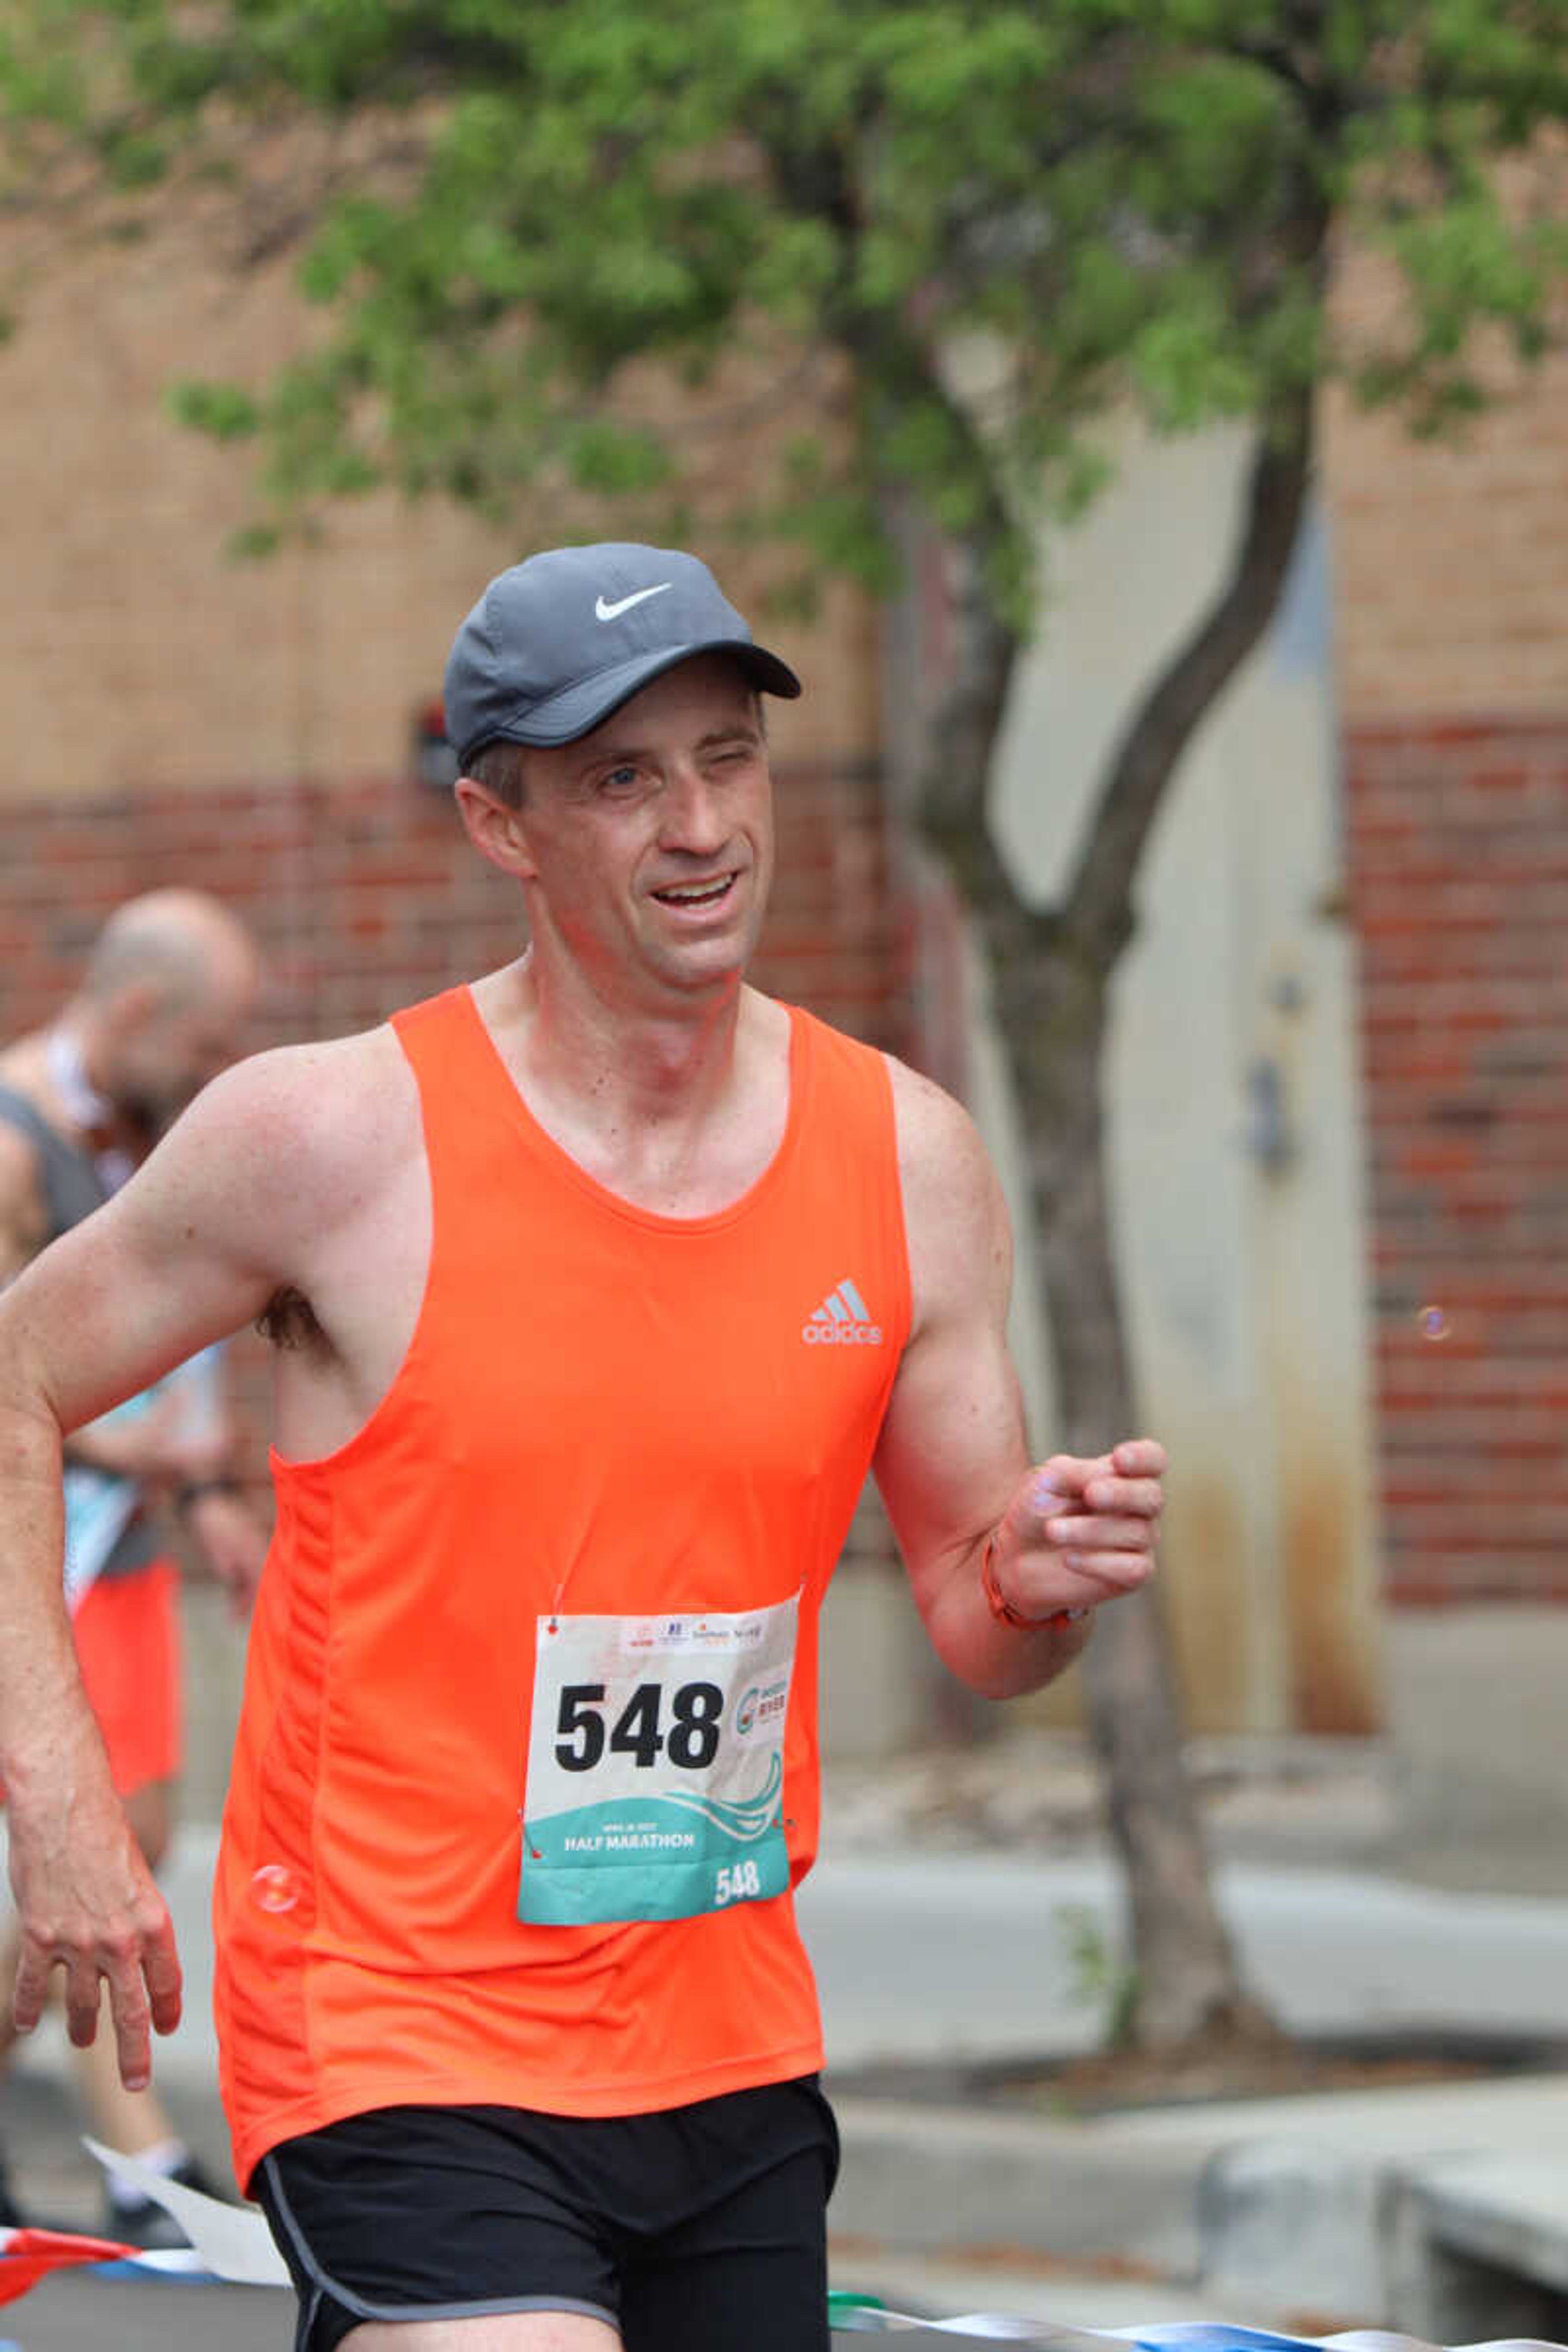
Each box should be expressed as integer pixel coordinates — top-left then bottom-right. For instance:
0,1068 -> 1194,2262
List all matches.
259,2154 -> 319,2282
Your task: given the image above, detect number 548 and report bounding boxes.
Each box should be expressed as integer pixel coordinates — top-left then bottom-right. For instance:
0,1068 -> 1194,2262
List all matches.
715,1860 -> 762,1906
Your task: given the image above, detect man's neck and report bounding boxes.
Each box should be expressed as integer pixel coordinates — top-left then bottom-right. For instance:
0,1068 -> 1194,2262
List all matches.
510,954 -> 751,1129
472,956 -> 788,1220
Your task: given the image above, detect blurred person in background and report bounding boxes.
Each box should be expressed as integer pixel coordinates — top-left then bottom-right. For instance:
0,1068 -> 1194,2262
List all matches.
0,887 -> 267,2243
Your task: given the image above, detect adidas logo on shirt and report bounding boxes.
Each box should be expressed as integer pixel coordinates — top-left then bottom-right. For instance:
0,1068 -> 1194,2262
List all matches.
803,1276 -> 883,1346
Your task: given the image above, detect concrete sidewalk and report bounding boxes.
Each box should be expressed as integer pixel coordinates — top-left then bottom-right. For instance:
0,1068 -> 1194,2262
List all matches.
801,1842 -> 1568,2334
10,1819 -> 1568,2338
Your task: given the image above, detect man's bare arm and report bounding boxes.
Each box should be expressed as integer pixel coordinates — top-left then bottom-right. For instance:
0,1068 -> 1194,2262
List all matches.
873,1061 -> 1163,1700
0,1049 -> 329,2085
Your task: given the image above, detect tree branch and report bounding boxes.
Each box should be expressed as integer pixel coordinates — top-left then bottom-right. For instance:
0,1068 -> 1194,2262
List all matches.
1060,380 -> 1314,968
914,532 -> 1025,922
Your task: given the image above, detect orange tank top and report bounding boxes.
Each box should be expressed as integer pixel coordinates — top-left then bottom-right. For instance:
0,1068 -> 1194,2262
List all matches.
213,985 -> 911,2188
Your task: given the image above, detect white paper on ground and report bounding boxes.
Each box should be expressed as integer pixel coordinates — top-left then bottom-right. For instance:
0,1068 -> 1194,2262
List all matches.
101,2247 -> 215,2275
82,2140 -> 291,2286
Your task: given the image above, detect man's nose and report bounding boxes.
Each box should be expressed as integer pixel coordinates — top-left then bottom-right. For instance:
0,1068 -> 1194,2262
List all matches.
659,764 -> 726,851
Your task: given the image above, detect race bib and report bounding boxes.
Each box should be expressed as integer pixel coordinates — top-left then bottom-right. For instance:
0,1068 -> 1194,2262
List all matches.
519,1595 -> 797,1927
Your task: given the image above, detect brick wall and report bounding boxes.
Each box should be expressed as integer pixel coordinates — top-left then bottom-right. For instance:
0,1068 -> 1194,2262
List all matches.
1325,214 -> 1568,1617
1345,718 -> 1568,1604
0,760 -> 910,1515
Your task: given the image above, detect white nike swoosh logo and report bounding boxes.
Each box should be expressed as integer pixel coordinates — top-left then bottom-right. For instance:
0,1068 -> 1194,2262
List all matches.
595,583 -> 673,622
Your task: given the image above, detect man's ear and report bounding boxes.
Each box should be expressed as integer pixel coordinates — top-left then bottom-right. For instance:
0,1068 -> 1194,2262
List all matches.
454,778 -> 539,880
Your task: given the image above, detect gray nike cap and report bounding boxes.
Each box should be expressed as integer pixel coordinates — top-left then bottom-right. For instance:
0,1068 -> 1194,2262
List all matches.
442,542 -> 802,768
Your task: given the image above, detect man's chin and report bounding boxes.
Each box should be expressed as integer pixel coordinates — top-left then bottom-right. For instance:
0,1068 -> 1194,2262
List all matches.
647,941 -> 751,997
648,907 -> 762,986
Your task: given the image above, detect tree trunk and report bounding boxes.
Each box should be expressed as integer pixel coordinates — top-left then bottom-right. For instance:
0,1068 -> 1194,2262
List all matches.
1004,949 -> 1271,2048
918,392 -> 1313,2049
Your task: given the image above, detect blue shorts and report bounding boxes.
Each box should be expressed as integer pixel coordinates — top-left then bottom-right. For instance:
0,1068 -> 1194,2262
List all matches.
255,2076 -> 840,2352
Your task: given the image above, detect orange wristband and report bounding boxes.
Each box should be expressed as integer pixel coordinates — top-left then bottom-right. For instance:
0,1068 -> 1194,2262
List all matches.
980,1536 -> 1089,1634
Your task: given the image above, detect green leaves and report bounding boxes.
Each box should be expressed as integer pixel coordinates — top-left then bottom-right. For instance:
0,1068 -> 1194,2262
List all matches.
166,381 -> 261,441
7,0 -> 1568,613
1394,183 -> 1559,355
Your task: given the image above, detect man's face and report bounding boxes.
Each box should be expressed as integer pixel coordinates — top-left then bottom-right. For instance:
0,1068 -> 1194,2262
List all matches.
511,654 -> 776,1003
109,956 -> 258,1139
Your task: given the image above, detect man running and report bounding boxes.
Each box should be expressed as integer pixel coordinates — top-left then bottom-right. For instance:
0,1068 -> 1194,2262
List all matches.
0,546 -> 1165,2350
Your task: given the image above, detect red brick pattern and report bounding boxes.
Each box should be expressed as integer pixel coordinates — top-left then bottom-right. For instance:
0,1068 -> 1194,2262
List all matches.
1348,718 -> 1568,1604
0,763 -> 907,1044
0,762 -> 909,1523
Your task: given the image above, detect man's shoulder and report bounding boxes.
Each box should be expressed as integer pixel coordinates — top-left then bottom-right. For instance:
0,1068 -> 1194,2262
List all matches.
179,1021 -> 415,1183
232,1020 -> 401,1089
882,1051 -> 984,1162
769,1006 -> 988,1180
880,1053 -> 1007,1282
769,996 -> 910,1098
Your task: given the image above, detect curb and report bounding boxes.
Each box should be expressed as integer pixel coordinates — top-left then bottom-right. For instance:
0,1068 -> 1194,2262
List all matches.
831,2098 -> 1212,2279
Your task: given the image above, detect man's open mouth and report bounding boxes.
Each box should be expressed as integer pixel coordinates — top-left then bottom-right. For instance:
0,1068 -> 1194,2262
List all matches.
652,873 -> 738,909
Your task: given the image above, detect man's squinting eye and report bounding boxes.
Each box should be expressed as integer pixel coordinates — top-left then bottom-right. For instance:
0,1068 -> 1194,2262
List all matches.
601,764 -> 641,793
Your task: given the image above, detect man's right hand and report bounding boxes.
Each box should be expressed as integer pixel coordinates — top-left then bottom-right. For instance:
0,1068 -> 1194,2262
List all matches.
9,1760 -> 183,2091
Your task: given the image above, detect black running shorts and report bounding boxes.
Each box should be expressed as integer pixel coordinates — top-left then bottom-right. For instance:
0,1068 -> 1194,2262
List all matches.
254,2076 -> 840,2352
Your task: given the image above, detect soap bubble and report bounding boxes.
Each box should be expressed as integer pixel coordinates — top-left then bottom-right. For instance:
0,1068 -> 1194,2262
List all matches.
250,1864 -> 301,1915
1418,1305 -> 1452,1343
